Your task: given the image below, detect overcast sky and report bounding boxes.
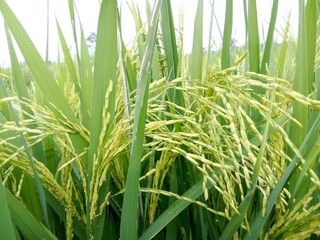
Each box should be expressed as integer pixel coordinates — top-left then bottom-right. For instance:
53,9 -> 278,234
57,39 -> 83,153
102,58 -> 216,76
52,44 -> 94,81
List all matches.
0,0 -> 298,67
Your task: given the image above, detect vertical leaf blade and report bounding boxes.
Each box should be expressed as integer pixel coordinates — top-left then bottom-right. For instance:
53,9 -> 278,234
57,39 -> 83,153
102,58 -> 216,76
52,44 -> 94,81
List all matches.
56,19 -> 80,95
5,188 -> 57,240
190,0 -> 203,80
248,0 -> 260,72
79,26 -> 93,129
86,0 -> 117,238
0,175 -> 16,239
260,0 -> 279,74
120,1 -> 162,239
290,0 -> 309,148
161,0 -> 178,79
221,0 -> 233,70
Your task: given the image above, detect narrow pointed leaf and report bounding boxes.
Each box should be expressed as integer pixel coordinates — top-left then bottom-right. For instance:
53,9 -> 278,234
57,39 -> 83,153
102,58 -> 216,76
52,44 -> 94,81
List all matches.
0,0 -> 78,124
56,19 -> 80,94
0,175 -> 16,239
5,188 -> 57,240
161,0 -> 178,79
140,175 -> 215,240
248,0 -> 260,72
221,0 -> 233,70
79,26 -> 93,128
120,1 -> 162,239
86,0 -> 117,238
260,0 -> 279,74
190,0 -> 203,80
290,0 -> 309,149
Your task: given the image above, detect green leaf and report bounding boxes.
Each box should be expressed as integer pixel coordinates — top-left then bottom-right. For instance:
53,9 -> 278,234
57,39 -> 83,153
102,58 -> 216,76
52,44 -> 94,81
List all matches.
160,0 -> 184,128
4,25 -> 30,109
290,136 -> 320,203
45,189 -> 86,240
0,175 -> 16,239
79,26 -> 93,129
243,0 -> 248,45
0,0 -> 78,124
127,2 -> 145,61
120,1 -> 162,239
86,0 -> 118,238
190,0 -> 203,80
5,188 -> 57,240
290,0 -> 310,147
68,0 -> 81,65
139,175 -> 214,240
221,0 -> 233,70
305,0 -> 317,88
276,17 -> 290,78
260,0 -> 279,74
56,19 -> 80,96
248,0 -> 260,72
161,0 -> 178,79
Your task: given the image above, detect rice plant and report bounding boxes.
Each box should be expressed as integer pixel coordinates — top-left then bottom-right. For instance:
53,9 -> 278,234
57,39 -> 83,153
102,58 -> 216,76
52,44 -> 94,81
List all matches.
0,0 -> 319,239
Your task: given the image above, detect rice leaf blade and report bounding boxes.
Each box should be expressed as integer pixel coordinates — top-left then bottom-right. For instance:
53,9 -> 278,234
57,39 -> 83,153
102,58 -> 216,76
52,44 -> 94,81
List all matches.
139,176 -> 214,240
221,0 -> 233,70
0,175 -> 16,239
5,188 -> 57,240
0,0 -> 78,124
79,26 -> 93,129
290,0 -> 309,148
68,0 -> 81,65
86,0 -> 117,238
260,0 -> 279,74
161,0 -> 178,79
160,0 -> 184,127
120,1 -> 162,239
190,0 -> 203,81
248,0 -> 260,72
56,19 -> 80,96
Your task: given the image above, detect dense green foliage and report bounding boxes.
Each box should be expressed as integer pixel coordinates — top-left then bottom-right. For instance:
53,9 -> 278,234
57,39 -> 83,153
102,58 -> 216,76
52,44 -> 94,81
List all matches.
0,0 -> 319,239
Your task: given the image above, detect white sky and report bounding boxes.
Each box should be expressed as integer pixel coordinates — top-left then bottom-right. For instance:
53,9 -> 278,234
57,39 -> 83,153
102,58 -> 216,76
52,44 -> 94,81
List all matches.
0,0 -> 298,67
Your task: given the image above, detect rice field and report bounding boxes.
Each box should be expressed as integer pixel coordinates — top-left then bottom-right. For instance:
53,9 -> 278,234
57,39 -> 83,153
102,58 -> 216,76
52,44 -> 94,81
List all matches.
0,0 -> 319,239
